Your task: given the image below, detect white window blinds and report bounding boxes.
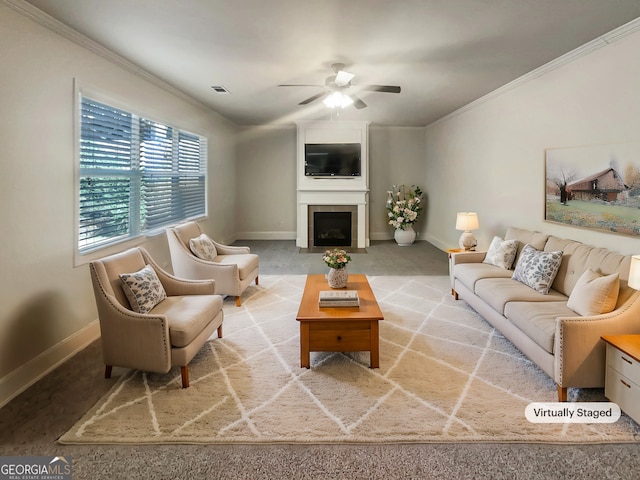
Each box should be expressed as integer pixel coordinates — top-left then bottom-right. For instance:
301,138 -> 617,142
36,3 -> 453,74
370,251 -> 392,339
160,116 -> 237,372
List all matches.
78,97 -> 206,253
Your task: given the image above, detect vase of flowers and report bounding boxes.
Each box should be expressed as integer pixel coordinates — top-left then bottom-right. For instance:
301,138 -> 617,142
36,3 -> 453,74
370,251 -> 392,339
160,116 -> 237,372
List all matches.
322,248 -> 351,288
386,185 -> 423,246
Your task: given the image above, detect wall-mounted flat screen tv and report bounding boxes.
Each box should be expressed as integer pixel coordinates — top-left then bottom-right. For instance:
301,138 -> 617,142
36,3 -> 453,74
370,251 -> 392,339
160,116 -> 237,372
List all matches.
304,143 -> 361,177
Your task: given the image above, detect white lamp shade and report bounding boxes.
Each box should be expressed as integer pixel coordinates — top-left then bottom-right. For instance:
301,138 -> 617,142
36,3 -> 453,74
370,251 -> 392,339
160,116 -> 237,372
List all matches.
629,255 -> 640,290
456,212 -> 479,231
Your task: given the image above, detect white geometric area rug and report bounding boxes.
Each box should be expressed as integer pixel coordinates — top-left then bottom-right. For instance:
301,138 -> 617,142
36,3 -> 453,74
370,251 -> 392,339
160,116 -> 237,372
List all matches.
59,275 -> 640,445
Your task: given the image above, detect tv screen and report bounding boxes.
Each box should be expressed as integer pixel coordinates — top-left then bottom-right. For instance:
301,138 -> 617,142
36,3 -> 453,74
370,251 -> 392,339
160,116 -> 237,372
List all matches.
304,143 -> 361,177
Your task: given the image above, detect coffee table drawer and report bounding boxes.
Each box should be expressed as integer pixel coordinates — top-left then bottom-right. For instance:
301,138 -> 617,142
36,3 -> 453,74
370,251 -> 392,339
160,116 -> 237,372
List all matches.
309,327 -> 371,352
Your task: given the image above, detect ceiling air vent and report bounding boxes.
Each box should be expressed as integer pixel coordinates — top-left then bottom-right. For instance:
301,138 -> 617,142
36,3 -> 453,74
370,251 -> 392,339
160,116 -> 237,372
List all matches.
211,85 -> 230,94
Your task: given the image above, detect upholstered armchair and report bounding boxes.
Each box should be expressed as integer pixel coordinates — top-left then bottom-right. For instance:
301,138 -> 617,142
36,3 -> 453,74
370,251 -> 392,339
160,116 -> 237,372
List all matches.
166,221 -> 259,306
89,247 -> 224,388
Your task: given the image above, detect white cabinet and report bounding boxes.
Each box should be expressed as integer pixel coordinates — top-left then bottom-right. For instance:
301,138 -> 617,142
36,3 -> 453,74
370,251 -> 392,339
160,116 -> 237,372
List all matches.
603,335 -> 640,424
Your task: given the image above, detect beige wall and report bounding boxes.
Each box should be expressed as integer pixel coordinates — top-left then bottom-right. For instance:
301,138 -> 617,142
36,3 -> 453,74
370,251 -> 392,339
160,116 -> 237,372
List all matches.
236,126 -> 298,239
369,126 -> 427,239
0,3 -> 237,403
424,26 -> 640,256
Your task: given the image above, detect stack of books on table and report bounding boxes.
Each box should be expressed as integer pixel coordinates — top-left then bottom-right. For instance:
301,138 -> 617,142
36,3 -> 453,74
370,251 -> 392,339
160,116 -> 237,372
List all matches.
318,290 -> 360,308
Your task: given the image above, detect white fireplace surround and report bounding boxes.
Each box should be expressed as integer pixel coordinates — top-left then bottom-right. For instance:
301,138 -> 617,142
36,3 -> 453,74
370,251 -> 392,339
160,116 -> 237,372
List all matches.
299,194 -> 367,248
295,120 -> 370,249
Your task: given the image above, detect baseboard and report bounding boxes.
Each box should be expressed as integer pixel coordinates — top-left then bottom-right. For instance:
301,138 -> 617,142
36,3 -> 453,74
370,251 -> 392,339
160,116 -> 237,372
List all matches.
423,234 -> 450,252
236,231 -> 297,241
0,320 -> 101,409
370,232 -> 394,241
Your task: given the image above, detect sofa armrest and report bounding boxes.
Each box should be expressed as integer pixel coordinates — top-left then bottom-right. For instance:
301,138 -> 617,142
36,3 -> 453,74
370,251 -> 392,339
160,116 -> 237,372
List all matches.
554,291 -> 640,388
450,251 -> 487,266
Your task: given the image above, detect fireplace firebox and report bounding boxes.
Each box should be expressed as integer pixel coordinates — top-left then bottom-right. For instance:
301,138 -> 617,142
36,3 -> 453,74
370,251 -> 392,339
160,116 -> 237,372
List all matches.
308,205 -> 358,248
313,212 -> 352,247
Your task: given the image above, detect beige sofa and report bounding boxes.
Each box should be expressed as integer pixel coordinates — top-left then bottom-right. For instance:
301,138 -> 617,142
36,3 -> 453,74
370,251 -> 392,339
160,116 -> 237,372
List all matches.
451,226 -> 640,402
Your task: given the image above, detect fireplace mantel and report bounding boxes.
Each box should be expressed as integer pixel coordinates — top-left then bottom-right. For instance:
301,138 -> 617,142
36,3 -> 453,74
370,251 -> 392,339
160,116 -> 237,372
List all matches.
295,120 -> 370,248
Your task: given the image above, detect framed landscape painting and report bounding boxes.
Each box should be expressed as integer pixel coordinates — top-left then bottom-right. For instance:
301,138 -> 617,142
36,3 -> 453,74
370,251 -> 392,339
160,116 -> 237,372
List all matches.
545,142 -> 640,237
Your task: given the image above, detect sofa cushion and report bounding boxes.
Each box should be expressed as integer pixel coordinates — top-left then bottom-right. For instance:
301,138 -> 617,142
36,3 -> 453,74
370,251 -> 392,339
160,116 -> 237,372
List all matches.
119,264 -> 167,314
504,226 -> 549,259
190,233 -> 218,261
512,244 -> 563,294
483,236 -> 518,270
454,263 -> 513,293
151,294 -> 223,348
567,268 -> 620,316
214,254 -> 260,280
545,235 -> 630,299
504,301 -> 577,354
475,278 -> 567,315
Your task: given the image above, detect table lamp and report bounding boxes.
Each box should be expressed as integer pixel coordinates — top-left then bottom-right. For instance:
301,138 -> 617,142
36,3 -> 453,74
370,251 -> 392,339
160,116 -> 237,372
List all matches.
456,212 -> 479,250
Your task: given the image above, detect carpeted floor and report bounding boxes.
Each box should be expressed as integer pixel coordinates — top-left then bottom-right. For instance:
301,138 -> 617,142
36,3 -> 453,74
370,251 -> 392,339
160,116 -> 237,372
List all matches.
60,275 -> 640,446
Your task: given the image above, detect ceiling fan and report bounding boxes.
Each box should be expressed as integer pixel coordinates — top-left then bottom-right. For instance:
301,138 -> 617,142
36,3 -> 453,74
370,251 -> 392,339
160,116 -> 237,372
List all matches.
278,63 -> 401,109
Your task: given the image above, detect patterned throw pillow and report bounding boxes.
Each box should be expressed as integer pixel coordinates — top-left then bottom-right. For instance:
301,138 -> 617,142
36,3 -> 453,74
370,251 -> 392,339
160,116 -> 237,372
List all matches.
189,234 -> 217,261
483,236 -> 519,270
119,264 -> 167,314
567,268 -> 619,316
511,244 -> 563,295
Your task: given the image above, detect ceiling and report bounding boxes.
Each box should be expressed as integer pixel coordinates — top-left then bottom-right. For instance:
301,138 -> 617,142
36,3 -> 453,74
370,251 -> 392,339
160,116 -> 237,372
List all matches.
22,0 -> 640,127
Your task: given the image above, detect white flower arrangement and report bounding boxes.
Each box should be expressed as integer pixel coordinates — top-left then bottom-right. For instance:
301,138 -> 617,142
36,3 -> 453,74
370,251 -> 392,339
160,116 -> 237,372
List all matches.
387,185 -> 423,230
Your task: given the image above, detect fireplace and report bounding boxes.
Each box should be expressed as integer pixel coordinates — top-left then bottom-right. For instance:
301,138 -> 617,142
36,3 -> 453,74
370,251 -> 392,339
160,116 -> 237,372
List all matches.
308,205 -> 357,248
296,120 -> 370,249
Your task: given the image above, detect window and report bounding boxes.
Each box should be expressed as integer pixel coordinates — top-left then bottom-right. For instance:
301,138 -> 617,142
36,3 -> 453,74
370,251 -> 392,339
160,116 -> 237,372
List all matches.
78,96 -> 207,254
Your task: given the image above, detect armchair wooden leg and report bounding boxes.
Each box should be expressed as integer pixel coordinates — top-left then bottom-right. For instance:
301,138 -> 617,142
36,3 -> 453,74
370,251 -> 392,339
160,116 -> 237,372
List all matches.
557,385 -> 567,402
105,365 -> 113,379
452,290 -> 459,300
217,324 -> 223,338
255,276 -> 259,285
181,366 -> 190,388
235,296 -> 241,307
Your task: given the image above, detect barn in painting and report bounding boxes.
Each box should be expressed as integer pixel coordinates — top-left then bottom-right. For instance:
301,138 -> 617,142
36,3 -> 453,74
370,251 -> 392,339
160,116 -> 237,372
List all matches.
567,167 -> 628,202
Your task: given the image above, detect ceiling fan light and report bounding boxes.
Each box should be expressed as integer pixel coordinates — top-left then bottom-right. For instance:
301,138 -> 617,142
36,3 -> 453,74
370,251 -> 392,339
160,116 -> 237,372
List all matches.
323,92 -> 353,109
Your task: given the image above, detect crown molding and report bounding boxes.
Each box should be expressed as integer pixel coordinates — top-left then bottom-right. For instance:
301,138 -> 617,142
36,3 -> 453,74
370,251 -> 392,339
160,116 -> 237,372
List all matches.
429,16 -> 640,127
1,0 -> 211,112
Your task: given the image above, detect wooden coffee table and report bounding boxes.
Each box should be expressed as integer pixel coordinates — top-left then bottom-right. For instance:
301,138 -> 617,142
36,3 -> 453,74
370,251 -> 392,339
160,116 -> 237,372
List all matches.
296,274 -> 384,368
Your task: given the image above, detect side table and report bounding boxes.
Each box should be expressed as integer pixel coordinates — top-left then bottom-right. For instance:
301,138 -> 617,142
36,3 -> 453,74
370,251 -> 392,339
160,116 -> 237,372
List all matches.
601,335 -> 640,424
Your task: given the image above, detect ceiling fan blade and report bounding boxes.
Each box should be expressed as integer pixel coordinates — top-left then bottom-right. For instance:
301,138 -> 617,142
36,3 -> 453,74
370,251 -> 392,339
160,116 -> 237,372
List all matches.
299,91 -> 328,105
278,84 -> 324,87
350,95 -> 367,109
334,70 -> 355,86
360,85 -> 401,93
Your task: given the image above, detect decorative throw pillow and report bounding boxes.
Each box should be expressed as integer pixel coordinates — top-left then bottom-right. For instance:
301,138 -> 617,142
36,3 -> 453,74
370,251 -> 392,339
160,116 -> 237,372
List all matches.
189,233 -> 217,261
483,236 -> 519,270
567,268 -> 619,316
119,264 -> 167,314
511,244 -> 563,295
